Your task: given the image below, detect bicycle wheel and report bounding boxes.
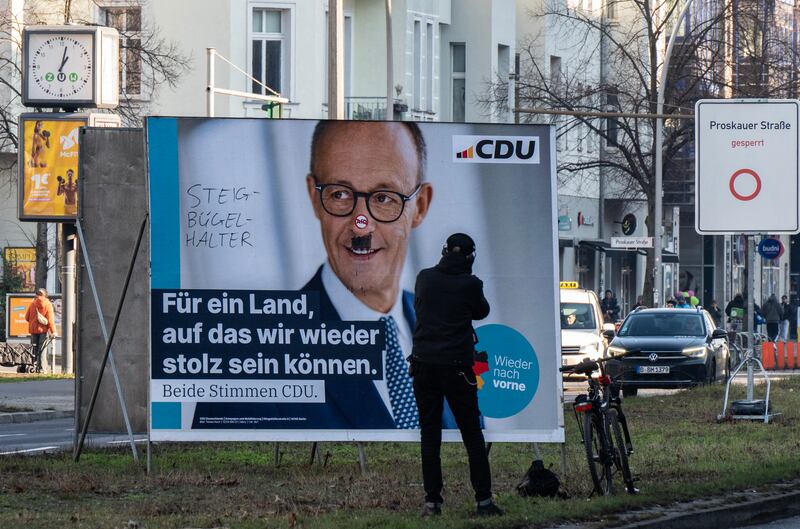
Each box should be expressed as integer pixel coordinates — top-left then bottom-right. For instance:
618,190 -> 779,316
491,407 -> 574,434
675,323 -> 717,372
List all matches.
583,411 -> 613,496
607,408 -> 635,493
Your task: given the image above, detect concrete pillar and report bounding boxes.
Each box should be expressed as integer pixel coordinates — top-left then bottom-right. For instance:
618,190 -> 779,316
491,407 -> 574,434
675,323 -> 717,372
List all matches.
327,0 -> 344,119
562,247 -> 576,281
62,224 -> 76,374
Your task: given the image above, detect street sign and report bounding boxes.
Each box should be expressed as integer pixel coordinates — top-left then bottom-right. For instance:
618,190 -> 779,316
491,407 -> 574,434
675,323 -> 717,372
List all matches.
757,238 -> 784,260
695,99 -> 800,234
611,236 -> 653,248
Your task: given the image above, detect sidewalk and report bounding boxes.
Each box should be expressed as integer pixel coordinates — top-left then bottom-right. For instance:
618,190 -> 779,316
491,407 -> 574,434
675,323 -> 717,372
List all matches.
0,378 -> 75,424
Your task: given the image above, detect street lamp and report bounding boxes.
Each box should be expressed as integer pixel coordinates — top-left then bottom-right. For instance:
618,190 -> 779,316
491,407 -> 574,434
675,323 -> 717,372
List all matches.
654,0 -> 696,306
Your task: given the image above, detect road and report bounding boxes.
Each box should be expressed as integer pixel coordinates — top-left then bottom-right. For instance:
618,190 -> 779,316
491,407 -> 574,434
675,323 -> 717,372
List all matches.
0,378 -> 74,412
0,417 -> 146,455
738,515 -> 800,528
563,379 -> 681,401
0,379 -> 145,455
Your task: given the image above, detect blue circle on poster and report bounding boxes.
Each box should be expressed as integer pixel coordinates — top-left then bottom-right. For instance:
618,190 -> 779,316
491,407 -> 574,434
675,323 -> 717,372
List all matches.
474,324 -> 539,419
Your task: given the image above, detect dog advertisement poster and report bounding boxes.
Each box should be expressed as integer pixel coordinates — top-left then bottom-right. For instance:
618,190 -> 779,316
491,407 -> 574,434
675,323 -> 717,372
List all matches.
146,117 -> 563,443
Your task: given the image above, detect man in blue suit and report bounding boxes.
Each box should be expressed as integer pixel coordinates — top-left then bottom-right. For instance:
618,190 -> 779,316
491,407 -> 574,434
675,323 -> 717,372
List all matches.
194,121 -> 447,431
299,120 -> 441,429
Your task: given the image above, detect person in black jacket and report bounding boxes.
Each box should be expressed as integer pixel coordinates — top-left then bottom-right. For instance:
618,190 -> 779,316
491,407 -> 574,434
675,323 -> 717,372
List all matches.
600,290 -> 620,322
411,233 -> 501,517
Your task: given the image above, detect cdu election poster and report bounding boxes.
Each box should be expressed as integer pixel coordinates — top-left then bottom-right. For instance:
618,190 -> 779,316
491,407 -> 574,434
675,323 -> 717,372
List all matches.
146,118 -> 563,443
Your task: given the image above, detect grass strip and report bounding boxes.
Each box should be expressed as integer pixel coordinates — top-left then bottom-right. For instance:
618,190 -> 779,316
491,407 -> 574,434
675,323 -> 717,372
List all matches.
1,377 -> 799,528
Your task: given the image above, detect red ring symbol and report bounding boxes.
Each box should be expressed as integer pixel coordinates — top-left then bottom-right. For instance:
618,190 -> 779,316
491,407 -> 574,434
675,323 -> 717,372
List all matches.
729,168 -> 761,201
354,214 -> 368,229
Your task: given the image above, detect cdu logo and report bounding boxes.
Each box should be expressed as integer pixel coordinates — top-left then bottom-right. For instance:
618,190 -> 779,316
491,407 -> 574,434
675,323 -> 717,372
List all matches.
453,135 -> 540,164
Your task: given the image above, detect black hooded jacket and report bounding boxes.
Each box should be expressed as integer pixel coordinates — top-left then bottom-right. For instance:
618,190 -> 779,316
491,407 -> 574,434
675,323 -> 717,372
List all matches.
411,252 -> 490,367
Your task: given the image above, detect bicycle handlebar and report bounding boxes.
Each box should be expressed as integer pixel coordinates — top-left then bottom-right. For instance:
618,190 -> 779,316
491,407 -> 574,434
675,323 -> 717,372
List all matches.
559,353 -> 628,376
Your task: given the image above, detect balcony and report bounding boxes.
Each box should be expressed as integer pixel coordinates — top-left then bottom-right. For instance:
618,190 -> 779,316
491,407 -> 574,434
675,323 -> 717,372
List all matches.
345,97 -> 388,120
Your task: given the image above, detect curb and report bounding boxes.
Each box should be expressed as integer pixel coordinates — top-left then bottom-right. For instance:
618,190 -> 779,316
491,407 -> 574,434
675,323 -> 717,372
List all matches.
616,490 -> 800,529
0,410 -> 74,424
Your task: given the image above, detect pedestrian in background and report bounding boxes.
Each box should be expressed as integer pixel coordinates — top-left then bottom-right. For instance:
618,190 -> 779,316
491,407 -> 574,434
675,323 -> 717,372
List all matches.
708,300 -> 723,328
675,295 -> 691,309
632,295 -> 645,310
725,293 -> 745,330
780,295 -> 792,342
600,290 -> 620,323
24,288 -> 56,372
763,294 -> 782,342
410,233 -> 501,517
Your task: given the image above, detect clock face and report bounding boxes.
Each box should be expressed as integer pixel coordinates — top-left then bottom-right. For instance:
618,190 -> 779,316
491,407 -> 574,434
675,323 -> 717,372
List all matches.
27,33 -> 93,101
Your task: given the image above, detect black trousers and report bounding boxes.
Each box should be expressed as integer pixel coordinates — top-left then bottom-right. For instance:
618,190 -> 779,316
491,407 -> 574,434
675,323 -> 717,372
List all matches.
412,363 -> 492,504
30,333 -> 46,371
767,322 -> 780,340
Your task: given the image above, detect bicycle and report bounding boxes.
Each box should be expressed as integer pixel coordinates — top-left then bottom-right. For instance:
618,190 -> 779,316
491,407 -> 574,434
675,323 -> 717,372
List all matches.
560,355 -> 637,496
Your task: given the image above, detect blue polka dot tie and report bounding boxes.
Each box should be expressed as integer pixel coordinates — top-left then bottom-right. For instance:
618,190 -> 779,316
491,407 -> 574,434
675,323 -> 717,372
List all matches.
382,316 -> 419,429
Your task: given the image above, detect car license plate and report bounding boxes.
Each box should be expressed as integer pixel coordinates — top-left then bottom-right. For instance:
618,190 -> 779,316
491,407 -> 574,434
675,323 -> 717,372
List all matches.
637,365 -> 670,374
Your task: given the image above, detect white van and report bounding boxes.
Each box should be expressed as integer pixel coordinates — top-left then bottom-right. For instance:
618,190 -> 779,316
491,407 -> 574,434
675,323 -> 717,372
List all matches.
559,282 -> 614,369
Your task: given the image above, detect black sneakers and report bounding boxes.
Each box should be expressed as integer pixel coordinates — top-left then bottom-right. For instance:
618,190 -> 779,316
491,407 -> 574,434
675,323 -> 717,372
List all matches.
476,501 -> 504,516
421,502 -> 442,517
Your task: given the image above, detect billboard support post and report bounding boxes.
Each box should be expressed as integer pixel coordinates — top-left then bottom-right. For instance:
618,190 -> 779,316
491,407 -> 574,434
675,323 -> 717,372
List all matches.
61,224 -> 77,374
747,236 -> 756,400
73,215 -> 147,463
357,443 -> 367,474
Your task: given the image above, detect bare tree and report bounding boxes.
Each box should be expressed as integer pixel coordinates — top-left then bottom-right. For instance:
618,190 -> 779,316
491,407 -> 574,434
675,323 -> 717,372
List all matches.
482,0 -> 798,305
75,2 -> 193,126
0,0 -> 191,292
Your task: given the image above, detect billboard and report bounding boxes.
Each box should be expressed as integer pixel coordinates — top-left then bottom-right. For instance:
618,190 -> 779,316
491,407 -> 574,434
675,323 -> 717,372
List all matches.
18,113 -> 85,221
146,118 -> 562,443
5,293 -> 62,339
3,247 -> 36,292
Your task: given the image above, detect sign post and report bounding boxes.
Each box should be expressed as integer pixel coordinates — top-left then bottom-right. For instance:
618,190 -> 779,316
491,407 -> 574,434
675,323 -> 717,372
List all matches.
696,99 -> 798,423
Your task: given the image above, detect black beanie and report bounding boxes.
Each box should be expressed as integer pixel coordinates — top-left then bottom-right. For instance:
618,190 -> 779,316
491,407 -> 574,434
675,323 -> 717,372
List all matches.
446,233 -> 475,254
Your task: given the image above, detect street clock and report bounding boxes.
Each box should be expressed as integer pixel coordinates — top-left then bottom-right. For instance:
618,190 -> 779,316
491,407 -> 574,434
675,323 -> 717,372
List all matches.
22,25 -> 120,109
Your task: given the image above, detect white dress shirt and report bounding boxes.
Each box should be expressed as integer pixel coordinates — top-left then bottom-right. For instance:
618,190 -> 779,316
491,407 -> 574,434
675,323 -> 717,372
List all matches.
321,262 -> 412,422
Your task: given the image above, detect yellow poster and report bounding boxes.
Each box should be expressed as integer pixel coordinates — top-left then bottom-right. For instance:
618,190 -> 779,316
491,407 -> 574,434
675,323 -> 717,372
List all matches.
3,247 -> 36,292
21,118 -> 85,219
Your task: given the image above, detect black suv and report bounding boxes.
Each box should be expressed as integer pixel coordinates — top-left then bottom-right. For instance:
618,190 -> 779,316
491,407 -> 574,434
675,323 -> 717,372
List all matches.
604,308 -> 730,397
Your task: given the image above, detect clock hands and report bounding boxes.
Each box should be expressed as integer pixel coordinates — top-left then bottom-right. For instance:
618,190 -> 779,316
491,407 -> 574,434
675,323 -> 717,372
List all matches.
58,47 -> 69,73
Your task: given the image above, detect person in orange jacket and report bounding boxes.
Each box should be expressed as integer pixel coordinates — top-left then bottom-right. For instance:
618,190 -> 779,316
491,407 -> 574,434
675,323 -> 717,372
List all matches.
25,288 -> 57,372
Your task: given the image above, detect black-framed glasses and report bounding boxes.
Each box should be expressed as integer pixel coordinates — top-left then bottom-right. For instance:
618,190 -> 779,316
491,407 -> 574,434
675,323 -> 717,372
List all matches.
313,181 -> 422,223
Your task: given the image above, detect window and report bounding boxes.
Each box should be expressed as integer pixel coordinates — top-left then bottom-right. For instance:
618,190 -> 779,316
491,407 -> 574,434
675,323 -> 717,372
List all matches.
426,23 -> 434,112
560,303 -> 597,330
103,6 -> 141,96
606,0 -> 617,19
762,235 -> 781,297
251,7 -> 289,97
550,55 -> 562,87
606,89 -> 620,148
451,43 -> 465,122
619,313 -> 706,337
413,21 -> 421,110
497,45 -> 510,121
